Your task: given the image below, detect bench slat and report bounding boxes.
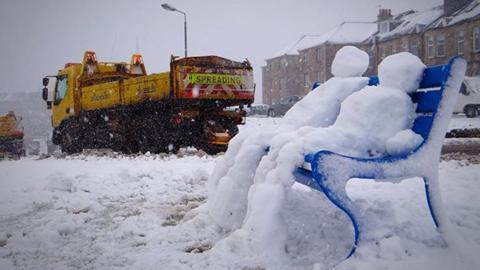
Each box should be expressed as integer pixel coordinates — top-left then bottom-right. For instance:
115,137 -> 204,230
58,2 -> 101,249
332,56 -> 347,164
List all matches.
419,65 -> 448,89
412,89 -> 442,113
367,65 -> 446,89
412,115 -> 434,142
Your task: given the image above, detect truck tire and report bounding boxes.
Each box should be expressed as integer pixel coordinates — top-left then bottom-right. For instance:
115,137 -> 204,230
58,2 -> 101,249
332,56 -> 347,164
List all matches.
60,122 -> 83,154
465,105 -> 478,118
226,124 -> 239,137
61,131 -> 81,154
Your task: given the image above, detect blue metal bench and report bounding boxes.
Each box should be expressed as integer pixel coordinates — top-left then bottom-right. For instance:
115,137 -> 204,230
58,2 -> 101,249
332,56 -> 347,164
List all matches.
292,56 -> 466,259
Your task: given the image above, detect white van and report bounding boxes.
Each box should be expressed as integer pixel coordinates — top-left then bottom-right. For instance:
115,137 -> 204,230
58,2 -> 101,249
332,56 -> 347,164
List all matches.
454,76 -> 480,118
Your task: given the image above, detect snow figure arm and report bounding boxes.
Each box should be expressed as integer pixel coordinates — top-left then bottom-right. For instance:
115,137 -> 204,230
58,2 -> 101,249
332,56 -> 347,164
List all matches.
281,46 -> 371,130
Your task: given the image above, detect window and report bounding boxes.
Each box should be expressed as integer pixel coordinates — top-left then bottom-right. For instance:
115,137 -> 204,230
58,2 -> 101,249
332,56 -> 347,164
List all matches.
300,54 -> 305,63
456,31 -> 465,55
316,47 -> 321,62
474,27 -> 480,52
280,78 -> 286,90
368,50 -> 374,69
55,75 -> 68,102
304,73 -> 309,87
436,34 -> 446,57
379,21 -> 390,33
385,45 -> 392,56
409,39 -> 420,56
379,46 -> 385,60
316,71 -> 321,81
401,41 -> 408,52
426,36 -> 435,58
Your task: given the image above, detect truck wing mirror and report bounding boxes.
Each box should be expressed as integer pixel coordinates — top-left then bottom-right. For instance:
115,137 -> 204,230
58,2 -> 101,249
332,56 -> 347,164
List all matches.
42,87 -> 48,101
43,77 -> 49,86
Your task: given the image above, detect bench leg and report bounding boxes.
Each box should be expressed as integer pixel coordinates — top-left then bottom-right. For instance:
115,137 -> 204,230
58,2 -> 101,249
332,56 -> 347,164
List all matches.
316,178 -> 359,259
423,176 -> 440,228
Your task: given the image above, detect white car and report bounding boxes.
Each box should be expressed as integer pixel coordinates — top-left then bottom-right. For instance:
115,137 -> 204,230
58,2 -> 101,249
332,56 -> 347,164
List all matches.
454,76 -> 480,118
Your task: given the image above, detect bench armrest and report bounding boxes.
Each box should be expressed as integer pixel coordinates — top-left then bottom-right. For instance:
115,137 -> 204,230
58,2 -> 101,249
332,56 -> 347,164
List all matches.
305,150 -> 415,180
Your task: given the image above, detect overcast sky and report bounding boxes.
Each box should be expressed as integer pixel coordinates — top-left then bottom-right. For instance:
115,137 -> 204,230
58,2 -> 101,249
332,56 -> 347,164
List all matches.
0,0 -> 441,102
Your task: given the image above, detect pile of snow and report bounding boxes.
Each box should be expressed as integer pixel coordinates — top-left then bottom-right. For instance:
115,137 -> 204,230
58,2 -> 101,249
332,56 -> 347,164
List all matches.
331,46 -> 369,77
203,50 -> 467,268
386,129 -> 424,156
0,49 -> 476,269
378,52 -> 425,94
1,147 -> 480,269
207,46 -> 370,233
448,114 -> 480,130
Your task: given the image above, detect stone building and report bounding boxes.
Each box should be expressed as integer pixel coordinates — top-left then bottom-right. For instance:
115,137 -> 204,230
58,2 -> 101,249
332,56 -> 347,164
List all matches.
262,35 -> 320,105
369,0 -> 480,75
297,22 -> 378,90
423,0 -> 480,76
262,0 -> 480,104
367,6 -> 444,72
262,23 -> 376,105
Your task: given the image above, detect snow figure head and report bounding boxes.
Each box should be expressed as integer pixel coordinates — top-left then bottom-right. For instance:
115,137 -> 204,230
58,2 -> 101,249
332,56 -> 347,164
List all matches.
378,52 -> 426,93
331,46 -> 369,77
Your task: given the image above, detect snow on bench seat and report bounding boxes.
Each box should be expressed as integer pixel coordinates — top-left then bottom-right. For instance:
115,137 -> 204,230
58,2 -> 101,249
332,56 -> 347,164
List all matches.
293,56 -> 467,259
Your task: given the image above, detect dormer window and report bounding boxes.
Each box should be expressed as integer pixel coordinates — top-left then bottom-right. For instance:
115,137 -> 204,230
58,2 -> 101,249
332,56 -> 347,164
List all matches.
379,21 -> 390,33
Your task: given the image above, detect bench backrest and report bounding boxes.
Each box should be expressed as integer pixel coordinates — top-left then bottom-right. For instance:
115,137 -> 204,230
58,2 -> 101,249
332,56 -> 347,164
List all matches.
367,62 -> 453,141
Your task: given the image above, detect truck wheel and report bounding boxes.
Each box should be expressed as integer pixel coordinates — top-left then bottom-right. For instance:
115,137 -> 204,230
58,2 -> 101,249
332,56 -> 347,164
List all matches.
61,130 -> 82,154
465,106 -> 477,118
226,125 -> 239,137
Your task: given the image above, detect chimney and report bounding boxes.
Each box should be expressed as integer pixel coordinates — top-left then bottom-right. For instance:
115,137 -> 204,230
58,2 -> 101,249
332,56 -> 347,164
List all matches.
377,8 -> 393,22
444,0 -> 473,16
377,9 -> 393,33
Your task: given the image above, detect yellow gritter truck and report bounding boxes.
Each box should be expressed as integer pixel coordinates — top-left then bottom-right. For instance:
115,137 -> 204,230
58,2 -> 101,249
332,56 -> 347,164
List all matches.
41,51 -> 254,154
0,111 -> 25,157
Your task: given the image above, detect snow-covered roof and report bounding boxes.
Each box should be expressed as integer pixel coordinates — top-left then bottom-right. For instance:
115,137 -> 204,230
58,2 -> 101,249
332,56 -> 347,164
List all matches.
266,35 -> 321,60
297,22 -> 378,51
429,0 -> 480,28
376,6 -> 444,41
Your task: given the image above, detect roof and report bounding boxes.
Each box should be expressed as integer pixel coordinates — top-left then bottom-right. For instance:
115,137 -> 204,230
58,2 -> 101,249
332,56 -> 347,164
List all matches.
376,5 -> 444,41
266,35 -> 321,60
297,22 -> 378,51
429,0 -> 480,28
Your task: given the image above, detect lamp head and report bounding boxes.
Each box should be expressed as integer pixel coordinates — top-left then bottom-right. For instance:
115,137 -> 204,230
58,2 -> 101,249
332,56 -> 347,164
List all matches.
161,3 -> 177,11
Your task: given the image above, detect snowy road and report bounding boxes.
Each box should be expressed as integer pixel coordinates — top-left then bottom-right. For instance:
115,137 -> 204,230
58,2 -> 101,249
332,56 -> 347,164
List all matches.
0,116 -> 479,269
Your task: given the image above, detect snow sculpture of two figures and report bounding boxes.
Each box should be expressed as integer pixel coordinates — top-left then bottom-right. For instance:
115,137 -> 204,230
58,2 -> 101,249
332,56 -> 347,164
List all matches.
206,46 -> 428,262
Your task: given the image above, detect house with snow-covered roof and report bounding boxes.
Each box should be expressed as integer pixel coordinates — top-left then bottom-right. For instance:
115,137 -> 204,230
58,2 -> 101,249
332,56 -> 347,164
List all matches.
262,23 -> 377,105
422,0 -> 480,75
262,35 -> 321,105
262,0 -> 480,105
367,6 -> 444,67
368,0 -> 480,75
297,22 -> 377,89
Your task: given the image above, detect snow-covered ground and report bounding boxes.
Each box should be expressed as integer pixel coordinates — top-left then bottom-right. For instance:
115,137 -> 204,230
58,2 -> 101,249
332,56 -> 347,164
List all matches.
449,114 -> 480,130
0,116 -> 479,269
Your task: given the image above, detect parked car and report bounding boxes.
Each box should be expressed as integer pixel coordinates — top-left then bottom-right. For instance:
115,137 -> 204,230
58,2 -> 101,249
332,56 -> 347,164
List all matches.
311,81 -> 321,90
247,104 -> 270,117
268,95 -> 303,117
454,76 -> 480,118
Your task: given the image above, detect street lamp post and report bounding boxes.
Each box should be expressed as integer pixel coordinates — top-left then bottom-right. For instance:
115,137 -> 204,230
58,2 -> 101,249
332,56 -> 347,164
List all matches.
161,3 -> 187,58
